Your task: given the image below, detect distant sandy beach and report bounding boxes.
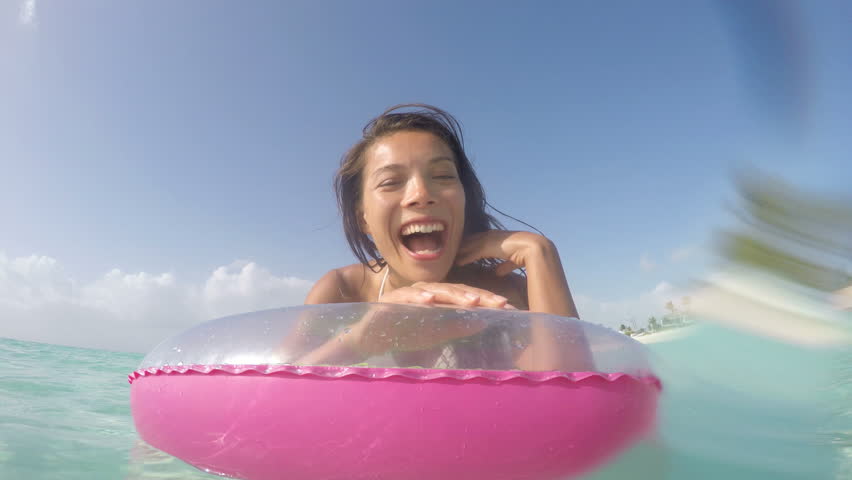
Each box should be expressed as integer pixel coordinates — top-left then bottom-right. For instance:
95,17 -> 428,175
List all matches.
632,326 -> 697,344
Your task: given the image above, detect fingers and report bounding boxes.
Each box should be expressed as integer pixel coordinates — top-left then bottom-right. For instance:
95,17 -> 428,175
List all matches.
380,287 -> 438,305
494,260 -> 520,277
380,282 -> 513,309
411,282 -> 511,309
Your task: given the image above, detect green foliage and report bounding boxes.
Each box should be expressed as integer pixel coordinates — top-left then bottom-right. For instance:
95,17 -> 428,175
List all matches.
720,173 -> 852,293
647,316 -> 660,332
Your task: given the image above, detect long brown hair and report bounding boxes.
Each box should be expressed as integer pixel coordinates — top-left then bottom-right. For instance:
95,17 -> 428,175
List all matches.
334,104 -> 509,271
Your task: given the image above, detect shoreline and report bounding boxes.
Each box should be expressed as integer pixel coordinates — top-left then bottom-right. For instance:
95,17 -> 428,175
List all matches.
631,325 -> 698,344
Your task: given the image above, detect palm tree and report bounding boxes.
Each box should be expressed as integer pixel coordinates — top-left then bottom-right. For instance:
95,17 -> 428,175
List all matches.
648,316 -> 660,332
681,296 -> 691,323
663,301 -> 678,327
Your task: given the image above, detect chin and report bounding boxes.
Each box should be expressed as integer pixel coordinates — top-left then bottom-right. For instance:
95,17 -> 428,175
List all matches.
406,264 -> 452,284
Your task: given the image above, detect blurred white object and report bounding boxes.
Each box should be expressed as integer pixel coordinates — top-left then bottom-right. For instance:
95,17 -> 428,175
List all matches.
690,269 -> 852,348
833,285 -> 852,311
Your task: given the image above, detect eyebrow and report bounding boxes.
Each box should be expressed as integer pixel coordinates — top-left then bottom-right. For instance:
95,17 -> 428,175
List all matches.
369,156 -> 455,180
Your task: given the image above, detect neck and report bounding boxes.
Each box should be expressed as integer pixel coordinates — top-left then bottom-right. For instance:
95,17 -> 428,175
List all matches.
381,265 -> 467,295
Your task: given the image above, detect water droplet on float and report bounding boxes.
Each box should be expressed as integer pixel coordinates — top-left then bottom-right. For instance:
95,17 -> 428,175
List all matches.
455,309 -> 466,314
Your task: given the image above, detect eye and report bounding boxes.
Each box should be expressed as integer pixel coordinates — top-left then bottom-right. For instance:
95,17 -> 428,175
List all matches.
377,178 -> 400,188
434,173 -> 457,181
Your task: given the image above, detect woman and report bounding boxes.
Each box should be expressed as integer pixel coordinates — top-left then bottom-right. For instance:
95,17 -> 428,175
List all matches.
290,105 -> 591,371
306,103 -> 578,317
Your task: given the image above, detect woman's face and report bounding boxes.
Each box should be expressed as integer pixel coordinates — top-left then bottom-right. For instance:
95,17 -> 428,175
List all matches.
360,130 -> 466,283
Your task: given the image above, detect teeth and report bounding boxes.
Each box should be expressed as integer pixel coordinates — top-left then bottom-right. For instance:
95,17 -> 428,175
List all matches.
413,248 -> 441,255
401,223 -> 445,236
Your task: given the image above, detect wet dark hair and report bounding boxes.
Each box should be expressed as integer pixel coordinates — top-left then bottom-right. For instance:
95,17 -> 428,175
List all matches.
334,104 -> 512,272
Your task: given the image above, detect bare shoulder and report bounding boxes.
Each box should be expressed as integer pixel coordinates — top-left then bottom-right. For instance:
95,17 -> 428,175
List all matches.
304,264 -> 372,304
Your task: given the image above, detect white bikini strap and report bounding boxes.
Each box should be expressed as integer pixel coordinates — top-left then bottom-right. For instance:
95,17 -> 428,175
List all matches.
377,266 -> 390,301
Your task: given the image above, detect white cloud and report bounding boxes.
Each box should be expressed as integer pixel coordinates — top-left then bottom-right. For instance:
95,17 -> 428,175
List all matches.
0,253 -> 313,352
18,0 -> 36,26
670,246 -> 694,262
575,281 -> 683,330
0,254 -> 73,308
652,281 -> 673,295
0,251 -> 696,352
639,253 -> 656,272
200,261 -> 313,320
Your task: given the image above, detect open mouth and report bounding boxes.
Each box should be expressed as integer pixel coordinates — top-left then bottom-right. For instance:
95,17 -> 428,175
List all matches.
399,221 -> 447,259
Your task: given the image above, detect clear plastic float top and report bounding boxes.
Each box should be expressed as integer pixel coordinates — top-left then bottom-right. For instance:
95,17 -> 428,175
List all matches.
139,303 -> 653,375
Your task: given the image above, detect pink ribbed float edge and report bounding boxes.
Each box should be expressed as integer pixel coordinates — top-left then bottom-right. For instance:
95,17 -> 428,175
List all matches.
130,365 -> 661,480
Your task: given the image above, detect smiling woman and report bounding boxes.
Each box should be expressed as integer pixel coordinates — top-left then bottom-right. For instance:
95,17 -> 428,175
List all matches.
128,110 -> 661,480
305,104 -> 579,318
360,131 -> 466,285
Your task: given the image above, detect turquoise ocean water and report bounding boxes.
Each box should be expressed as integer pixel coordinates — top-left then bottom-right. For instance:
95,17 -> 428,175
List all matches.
1,323 -> 849,479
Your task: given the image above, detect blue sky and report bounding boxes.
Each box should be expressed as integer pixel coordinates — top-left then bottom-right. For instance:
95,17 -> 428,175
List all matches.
2,1 -> 850,351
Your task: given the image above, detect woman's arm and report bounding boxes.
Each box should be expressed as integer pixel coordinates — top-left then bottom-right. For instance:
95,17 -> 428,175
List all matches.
455,231 -> 579,317
295,269 -> 496,365
522,237 -> 579,317
455,232 -> 593,371
279,269 -> 364,365
295,302 -> 488,366
514,238 -> 592,370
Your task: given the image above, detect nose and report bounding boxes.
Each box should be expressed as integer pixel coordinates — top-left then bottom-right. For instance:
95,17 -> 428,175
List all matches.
402,176 -> 436,208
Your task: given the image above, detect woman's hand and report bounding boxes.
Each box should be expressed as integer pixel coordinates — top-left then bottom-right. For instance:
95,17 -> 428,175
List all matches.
455,230 -> 554,275
457,230 -> 578,318
379,281 -> 516,309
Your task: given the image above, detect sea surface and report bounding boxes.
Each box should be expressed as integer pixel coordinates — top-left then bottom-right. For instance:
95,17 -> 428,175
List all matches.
1,322 -> 849,479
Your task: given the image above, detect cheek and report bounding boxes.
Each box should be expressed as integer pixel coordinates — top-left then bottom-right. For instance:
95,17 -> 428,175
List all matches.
452,189 -> 466,220
361,199 -> 393,238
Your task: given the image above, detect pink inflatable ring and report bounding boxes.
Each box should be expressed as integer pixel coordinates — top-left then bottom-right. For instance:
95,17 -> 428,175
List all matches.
129,303 -> 661,480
